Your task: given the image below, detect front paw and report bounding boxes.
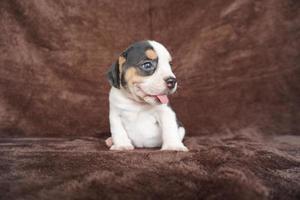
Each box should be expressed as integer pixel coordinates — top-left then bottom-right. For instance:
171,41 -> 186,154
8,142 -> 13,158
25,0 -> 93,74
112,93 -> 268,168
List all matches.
110,143 -> 134,151
161,143 -> 189,152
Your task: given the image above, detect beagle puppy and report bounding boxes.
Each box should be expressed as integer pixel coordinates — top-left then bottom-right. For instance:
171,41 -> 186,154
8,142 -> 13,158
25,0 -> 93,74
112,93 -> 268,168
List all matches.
106,40 -> 188,151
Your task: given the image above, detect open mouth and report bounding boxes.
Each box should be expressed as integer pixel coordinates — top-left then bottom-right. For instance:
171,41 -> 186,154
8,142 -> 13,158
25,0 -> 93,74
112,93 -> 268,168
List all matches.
144,95 -> 169,104
136,86 -> 169,104
152,95 -> 169,104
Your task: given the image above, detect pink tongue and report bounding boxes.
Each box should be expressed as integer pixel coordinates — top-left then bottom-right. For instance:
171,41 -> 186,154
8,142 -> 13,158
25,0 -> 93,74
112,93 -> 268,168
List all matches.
156,95 -> 169,104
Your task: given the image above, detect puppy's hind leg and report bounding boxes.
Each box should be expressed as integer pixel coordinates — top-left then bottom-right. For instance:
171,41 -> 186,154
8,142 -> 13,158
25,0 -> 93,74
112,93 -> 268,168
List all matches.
178,127 -> 185,141
105,137 -> 113,148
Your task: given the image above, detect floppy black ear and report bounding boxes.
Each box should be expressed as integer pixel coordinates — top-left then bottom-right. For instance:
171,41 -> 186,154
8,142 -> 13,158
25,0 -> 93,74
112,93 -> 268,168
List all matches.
107,61 -> 120,89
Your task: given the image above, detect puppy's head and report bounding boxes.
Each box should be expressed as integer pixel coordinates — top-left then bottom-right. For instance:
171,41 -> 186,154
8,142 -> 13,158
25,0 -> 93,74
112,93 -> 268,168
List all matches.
107,40 -> 177,105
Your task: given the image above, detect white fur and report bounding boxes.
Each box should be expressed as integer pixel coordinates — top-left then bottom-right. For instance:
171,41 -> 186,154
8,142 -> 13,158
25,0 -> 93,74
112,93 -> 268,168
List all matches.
138,41 -> 177,98
108,40 -> 188,151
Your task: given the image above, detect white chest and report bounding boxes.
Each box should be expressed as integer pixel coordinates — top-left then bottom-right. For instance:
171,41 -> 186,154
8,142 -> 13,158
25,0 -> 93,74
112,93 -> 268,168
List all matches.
119,108 -> 162,148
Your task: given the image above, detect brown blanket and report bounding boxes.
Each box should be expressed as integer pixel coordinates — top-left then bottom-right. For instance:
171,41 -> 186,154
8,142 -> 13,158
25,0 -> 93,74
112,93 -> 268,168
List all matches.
1,131 -> 299,200
0,0 -> 300,199
1,0 -> 299,137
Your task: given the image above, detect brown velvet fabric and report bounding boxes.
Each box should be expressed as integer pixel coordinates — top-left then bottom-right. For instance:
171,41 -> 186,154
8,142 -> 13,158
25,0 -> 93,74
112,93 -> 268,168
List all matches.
1,1 -> 300,199
0,0 -> 299,137
0,132 -> 299,200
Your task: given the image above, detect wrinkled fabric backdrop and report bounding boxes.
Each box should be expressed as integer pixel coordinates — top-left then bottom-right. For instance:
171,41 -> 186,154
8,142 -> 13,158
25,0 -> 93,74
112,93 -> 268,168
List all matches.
0,0 -> 299,137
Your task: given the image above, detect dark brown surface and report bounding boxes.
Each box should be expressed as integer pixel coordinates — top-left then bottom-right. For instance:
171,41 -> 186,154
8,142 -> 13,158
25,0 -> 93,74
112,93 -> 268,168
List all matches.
0,132 -> 299,200
0,0 -> 299,137
1,1 -> 300,199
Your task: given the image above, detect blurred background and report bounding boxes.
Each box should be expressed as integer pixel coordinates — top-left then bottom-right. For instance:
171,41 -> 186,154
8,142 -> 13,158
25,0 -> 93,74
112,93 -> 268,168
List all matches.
0,0 -> 299,137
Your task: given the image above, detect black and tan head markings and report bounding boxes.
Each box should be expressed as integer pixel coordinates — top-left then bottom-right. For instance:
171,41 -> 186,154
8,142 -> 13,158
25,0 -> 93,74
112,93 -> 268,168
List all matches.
137,56 -> 158,75
107,60 -> 121,89
111,41 -> 159,88
145,49 -> 158,60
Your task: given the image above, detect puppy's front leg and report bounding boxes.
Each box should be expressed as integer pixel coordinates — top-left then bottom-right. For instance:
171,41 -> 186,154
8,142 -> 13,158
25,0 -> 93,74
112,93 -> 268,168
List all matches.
109,112 -> 134,150
159,107 -> 188,151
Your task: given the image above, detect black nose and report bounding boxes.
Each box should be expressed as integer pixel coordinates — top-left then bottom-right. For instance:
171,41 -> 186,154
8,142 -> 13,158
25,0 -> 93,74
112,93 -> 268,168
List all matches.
165,77 -> 177,89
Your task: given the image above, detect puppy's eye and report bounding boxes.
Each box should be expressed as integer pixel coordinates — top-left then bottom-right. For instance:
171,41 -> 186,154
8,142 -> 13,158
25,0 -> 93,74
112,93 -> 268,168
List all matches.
169,61 -> 173,66
141,62 -> 154,70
